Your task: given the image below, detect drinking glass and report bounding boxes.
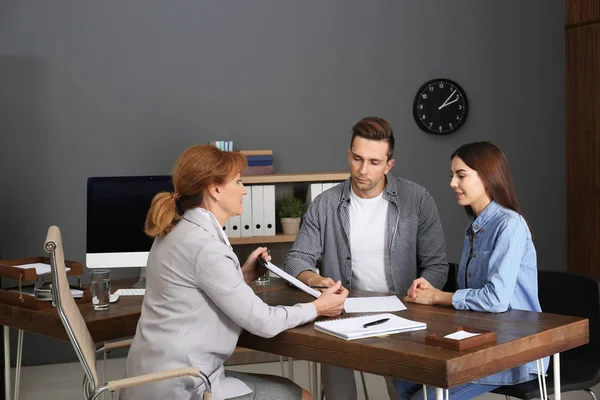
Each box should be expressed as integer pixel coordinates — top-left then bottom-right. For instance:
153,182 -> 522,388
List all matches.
256,270 -> 270,285
90,269 -> 111,310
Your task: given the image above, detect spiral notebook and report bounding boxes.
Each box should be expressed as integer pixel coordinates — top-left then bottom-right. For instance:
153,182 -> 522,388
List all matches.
314,313 -> 427,340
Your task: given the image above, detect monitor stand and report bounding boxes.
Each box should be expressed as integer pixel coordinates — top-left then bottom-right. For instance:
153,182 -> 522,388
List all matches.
132,268 -> 146,288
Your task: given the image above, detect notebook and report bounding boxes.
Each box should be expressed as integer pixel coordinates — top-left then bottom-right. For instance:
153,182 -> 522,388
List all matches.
314,313 -> 426,340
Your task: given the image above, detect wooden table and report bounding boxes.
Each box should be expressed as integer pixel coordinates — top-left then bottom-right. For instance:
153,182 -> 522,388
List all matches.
0,279 -> 589,400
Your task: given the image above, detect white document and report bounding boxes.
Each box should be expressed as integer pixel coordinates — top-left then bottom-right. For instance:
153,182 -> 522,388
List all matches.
14,263 -> 70,275
263,184 -> 276,236
314,313 -> 426,340
251,185 -> 264,236
444,330 -> 482,340
229,215 -> 242,238
261,260 -> 321,298
343,295 -> 406,313
241,186 -> 253,237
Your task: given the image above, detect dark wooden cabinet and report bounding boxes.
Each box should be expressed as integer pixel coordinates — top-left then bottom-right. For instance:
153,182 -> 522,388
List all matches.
566,0 -> 600,278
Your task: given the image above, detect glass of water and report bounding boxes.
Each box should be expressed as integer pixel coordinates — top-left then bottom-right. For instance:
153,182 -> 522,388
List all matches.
90,269 -> 111,310
256,270 -> 270,286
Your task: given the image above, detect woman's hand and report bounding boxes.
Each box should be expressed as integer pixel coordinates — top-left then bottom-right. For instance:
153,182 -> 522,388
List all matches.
407,277 -> 433,300
241,247 -> 270,284
312,281 -> 349,316
404,287 -> 454,307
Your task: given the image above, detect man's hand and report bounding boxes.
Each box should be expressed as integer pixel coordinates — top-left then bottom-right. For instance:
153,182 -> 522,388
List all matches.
407,277 -> 433,300
298,270 -> 336,292
313,281 -> 349,316
241,247 -> 270,284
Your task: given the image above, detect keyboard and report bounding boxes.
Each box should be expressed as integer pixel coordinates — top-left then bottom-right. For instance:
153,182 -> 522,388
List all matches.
113,288 -> 146,296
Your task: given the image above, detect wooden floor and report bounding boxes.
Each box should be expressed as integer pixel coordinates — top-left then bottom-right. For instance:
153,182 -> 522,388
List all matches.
9,357 -> 600,400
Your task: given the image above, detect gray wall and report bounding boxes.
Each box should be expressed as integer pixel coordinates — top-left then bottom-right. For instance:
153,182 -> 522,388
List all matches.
0,1 -> 564,365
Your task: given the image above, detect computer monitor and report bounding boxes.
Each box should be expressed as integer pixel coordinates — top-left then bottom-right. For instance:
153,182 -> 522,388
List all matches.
86,175 -> 173,286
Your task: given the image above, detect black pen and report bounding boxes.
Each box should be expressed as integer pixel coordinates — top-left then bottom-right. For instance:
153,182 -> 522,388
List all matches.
363,318 -> 390,328
309,286 -> 330,289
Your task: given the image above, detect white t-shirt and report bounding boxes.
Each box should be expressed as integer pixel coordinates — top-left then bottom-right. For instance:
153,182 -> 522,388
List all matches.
349,187 -> 393,292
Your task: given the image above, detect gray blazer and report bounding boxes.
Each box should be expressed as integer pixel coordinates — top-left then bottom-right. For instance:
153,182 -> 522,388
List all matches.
284,175 -> 448,295
120,208 -> 316,400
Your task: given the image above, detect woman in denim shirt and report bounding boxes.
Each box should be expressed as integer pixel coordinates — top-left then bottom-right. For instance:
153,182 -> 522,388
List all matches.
397,142 -> 548,400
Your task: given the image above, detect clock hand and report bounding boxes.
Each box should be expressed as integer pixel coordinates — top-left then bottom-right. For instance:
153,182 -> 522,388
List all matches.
438,89 -> 457,110
439,97 -> 460,109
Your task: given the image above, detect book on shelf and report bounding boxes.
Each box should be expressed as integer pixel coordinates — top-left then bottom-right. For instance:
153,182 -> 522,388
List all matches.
239,150 -> 273,156
242,165 -> 274,175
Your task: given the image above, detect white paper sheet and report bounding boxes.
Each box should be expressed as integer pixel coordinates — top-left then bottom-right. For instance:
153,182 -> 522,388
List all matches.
444,330 -> 481,340
344,295 -> 407,313
13,263 -> 70,275
261,260 -> 321,298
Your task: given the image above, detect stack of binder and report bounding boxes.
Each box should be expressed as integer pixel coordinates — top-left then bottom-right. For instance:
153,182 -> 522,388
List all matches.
223,184 -> 276,238
306,182 -> 343,204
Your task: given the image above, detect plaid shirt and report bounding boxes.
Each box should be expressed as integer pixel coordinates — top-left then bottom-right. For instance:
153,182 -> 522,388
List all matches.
284,175 -> 448,295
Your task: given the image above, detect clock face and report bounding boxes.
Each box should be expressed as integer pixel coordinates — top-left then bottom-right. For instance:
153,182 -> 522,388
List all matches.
413,79 -> 468,135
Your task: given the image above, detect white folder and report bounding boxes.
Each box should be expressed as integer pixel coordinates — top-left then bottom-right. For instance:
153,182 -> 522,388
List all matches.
322,182 -> 335,192
241,186 -> 253,237
306,183 -> 323,205
263,185 -> 276,236
229,215 -> 241,238
251,185 -> 265,236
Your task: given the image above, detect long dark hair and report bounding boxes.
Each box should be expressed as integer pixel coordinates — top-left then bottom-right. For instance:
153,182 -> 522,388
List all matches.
452,142 -> 525,222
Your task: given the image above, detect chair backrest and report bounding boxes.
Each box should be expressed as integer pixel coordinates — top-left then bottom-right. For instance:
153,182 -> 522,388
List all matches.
45,226 -> 99,389
538,270 -> 600,360
442,262 -> 459,292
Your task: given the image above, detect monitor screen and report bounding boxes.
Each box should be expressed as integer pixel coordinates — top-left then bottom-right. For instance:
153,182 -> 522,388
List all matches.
86,175 -> 173,268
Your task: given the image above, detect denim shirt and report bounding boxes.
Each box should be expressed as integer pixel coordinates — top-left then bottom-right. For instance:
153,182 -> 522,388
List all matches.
452,201 -> 549,385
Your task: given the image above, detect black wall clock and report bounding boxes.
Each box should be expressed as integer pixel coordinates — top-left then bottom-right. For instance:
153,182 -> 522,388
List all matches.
413,78 -> 468,135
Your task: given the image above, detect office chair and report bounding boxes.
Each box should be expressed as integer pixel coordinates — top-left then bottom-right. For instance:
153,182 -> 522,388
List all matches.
44,226 -> 212,400
491,270 -> 600,400
442,262 -> 459,293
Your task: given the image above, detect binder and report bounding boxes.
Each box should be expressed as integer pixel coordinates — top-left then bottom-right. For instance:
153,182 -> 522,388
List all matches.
222,220 -> 230,237
229,215 -> 241,238
322,182 -> 335,192
314,313 -> 426,341
263,185 -> 276,236
251,185 -> 265,236
306,183 -> 323,204
241,186 -> 253,237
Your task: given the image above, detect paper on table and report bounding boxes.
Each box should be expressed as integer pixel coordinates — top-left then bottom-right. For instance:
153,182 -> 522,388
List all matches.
344,296 -> 406,313
444,330 -> 482,340
260,259 -> 321,298
13,263 -> 70,275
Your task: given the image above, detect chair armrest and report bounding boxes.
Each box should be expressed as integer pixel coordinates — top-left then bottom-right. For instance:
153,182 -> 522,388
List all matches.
104,339 -> 133,352
107,367 -> 210,393
96,338 -> 134,355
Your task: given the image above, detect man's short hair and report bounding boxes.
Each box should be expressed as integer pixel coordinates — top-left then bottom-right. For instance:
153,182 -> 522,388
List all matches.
350,116 -> 395,160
